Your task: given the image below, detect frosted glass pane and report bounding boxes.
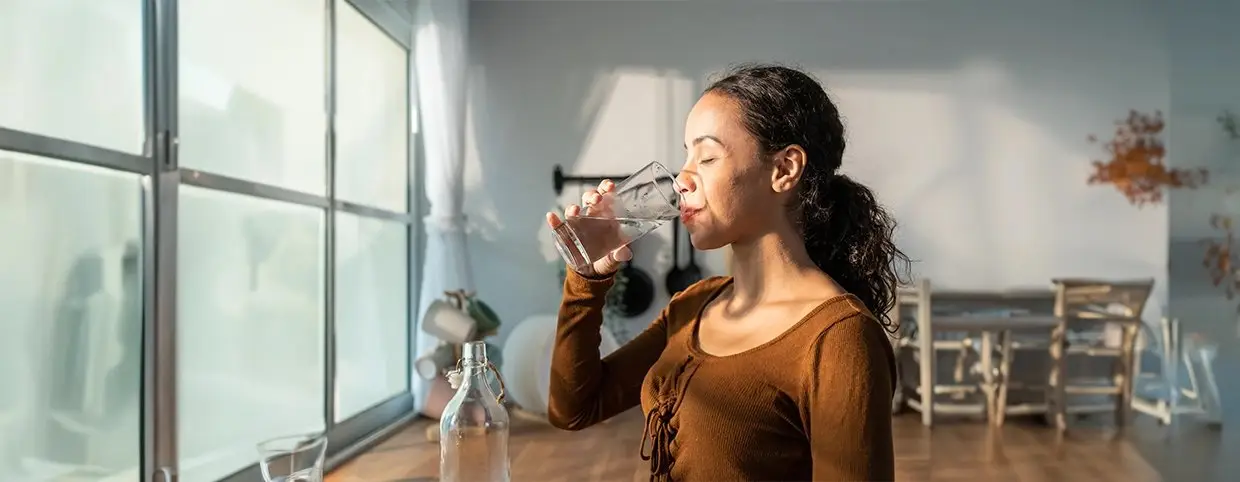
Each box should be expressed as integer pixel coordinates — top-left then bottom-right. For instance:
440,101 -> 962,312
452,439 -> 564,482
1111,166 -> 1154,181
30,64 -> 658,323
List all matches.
0,0 -> 145,153
0,151 -> 143,480
335,213 -> 409,421
177,186 -> 325,482
336,0 -> 409,212
178,0 -> 327,194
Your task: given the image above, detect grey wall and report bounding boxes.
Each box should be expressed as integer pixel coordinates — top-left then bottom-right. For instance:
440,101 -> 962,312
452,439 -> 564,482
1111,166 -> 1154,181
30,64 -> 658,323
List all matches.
462,0 -> 1171,343
1166,0 -> 1240,425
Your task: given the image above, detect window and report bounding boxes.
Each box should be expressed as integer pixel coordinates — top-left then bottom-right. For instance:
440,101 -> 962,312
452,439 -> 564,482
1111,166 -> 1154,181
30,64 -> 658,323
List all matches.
0,1 -> 418,480
0,1 -> 145,154
175,0 -> 415,479
0,151 -> 143,480
336,0 -> 410,212
335,213 -> 409,420
177,187 -> 326,482
178,0 -> 328,194
332,0 -> 413,422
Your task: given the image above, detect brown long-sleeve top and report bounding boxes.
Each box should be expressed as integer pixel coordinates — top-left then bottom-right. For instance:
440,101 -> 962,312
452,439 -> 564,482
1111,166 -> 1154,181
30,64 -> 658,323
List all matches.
548,271 -> 897,482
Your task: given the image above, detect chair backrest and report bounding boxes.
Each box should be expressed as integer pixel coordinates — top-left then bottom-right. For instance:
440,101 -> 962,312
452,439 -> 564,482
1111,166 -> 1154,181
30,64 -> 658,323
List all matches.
1051,278 -> 1154,322
890,278 -> 931,340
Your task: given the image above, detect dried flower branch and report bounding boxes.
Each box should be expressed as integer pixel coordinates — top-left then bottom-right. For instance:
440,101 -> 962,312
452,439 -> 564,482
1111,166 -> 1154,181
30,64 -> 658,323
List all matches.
1202,215 -> 1240,311
1087,110 -> 1207,206
1203,109 -> 1240,312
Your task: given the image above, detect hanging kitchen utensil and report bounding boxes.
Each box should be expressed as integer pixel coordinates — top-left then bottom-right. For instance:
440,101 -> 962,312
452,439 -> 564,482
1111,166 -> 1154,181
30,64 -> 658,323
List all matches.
617,247 -> 655,317
665,222 -> 689,295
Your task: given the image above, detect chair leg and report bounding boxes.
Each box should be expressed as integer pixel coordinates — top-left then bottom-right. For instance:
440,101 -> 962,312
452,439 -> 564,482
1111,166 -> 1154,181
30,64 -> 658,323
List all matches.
919,325 -> 934,427
1115,324 -> 1139,428
994,330 -> 1014,427
1048,322 -> 1068,431
981,332 -> 995,423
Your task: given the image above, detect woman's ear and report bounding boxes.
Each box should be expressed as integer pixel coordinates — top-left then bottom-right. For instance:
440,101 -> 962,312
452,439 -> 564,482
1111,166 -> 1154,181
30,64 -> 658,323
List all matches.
770,145 -> 807,193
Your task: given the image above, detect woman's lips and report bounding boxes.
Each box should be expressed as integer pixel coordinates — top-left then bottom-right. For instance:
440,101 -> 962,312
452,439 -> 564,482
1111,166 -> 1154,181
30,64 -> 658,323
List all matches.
680,208 -> 701,223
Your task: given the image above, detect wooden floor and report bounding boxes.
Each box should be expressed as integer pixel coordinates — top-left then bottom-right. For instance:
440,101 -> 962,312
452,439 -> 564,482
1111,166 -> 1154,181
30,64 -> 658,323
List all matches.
326,409 -> 1163,482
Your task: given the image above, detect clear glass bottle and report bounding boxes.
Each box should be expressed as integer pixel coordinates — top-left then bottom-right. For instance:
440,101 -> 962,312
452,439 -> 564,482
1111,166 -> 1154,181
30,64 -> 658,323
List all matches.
439,341 -> 510,482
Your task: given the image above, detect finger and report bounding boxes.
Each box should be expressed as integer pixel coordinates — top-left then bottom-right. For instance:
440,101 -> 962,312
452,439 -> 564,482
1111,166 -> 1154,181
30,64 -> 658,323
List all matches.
597,179 -> 615,194
545,212 -> 563,229
565,204 -> 581,217
594,246 -> 632,275
581,189 -> 600,207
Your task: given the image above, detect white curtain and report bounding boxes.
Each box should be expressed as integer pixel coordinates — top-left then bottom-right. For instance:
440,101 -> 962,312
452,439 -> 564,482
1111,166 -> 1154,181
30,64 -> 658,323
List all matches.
412,0 -> 472,409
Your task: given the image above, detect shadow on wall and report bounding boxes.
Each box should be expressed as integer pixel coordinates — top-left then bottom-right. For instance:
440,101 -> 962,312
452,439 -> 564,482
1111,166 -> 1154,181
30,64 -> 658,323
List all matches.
462,0 -> 1172,343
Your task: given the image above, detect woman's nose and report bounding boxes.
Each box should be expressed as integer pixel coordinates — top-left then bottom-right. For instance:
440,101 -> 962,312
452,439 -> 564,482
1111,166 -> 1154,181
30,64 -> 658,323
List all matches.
675,171 -> 696,194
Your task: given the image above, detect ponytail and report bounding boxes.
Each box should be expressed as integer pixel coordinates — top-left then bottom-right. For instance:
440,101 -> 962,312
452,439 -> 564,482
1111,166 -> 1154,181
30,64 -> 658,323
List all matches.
799,173 -> 910,333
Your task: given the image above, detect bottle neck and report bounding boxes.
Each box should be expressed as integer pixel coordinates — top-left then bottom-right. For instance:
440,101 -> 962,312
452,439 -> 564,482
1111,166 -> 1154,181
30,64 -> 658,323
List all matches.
457,361 -> 497,400
461,341 -> 489,368
460,360 -> 489,378
457,341 -> 503,399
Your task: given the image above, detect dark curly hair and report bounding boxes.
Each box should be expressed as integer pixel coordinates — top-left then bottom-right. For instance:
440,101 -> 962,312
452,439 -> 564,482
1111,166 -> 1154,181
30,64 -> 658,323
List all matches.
705,63 -> 912,333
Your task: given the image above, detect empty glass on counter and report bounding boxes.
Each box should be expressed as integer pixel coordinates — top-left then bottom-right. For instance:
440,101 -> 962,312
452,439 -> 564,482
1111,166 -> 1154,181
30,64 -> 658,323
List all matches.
439,341 -> 510,482
551,161 -> 682,274
257,433 -> 327,482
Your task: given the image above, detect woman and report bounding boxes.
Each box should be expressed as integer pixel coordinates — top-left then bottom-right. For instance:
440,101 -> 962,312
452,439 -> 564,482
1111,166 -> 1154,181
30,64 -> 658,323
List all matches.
545,63 -> 909,482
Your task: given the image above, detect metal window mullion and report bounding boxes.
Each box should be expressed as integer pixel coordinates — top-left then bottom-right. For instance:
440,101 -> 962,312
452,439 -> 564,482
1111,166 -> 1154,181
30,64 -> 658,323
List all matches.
324,0 -> 339,431
147,0 -> 180,480
334,200 -> 414,224
178,169 -> 332,209
140,0 -> 159,479
405,49 -> 420,394
0,126 -> 152,174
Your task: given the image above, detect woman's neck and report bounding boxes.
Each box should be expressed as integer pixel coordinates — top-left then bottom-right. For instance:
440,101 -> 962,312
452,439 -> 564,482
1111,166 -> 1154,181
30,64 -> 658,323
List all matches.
727,227 -> 831,305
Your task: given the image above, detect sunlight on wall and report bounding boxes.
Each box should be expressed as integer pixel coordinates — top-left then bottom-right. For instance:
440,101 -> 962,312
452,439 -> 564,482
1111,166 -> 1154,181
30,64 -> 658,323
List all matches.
829,65 -> 1167,314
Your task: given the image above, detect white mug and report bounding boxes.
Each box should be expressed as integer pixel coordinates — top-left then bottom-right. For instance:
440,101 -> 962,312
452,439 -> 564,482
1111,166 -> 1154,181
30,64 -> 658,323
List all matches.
414,343 -> 457,380
421,298 -> 478,344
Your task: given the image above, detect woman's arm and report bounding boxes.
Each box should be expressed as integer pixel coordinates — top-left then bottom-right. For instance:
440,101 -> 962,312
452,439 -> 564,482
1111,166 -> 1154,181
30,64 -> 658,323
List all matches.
546,270 -> 671,431
803,315 -> 897,481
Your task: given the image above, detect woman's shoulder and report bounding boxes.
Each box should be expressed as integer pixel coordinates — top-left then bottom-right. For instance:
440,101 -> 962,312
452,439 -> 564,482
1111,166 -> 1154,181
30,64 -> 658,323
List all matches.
806,296 -> 891,349
802,297 -> 898,390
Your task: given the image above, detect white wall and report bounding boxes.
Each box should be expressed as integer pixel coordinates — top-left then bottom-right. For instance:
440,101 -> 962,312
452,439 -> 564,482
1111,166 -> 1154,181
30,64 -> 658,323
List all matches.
463,0 -> 1170,342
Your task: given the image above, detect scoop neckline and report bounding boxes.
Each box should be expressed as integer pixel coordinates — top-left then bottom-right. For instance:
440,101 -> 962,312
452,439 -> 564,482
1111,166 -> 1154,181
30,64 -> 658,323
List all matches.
686,277 -> 859,360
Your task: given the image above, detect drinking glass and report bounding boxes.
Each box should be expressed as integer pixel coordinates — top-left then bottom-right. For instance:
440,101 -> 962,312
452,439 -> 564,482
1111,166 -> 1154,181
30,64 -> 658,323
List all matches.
257,433 -> 328,482
552,161 -> 681,274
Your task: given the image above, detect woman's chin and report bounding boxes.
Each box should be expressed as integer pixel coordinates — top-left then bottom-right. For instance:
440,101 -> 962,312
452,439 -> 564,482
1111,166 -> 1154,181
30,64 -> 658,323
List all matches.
686,230 -> 726,251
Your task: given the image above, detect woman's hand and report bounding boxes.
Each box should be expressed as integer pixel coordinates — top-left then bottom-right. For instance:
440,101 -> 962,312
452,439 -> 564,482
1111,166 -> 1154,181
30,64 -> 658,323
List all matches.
546,179 -> 633,276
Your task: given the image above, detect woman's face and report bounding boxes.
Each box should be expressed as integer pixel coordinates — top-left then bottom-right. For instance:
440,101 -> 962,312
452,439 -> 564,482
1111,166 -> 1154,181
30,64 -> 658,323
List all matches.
678,92 -> 785,250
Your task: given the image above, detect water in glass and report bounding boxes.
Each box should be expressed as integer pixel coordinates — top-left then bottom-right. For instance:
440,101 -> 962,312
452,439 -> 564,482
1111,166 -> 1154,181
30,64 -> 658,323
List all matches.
552,161 -> 681,274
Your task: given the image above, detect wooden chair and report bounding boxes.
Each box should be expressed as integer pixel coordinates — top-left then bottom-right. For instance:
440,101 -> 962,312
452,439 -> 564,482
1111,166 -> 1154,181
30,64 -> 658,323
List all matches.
1046,278 -> 1154,431
889,278 -> 934,424
892,278 -> 998,426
